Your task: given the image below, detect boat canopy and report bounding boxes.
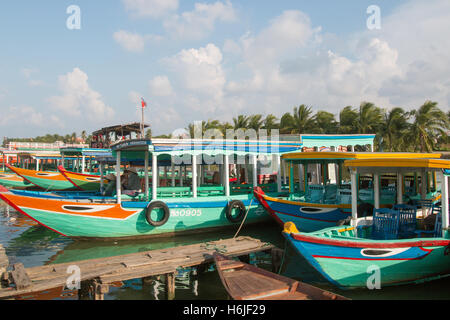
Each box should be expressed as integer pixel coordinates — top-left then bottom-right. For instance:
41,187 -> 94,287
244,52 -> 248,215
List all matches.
282,152 -> 440,163
111,138 -> 303,158
60,147 -> 112,158
344,158 -> 450,174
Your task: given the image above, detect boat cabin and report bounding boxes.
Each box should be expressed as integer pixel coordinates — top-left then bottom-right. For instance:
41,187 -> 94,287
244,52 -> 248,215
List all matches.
280,152 -> 440,207
108,138 -> 304,203
345,157 -> 449,238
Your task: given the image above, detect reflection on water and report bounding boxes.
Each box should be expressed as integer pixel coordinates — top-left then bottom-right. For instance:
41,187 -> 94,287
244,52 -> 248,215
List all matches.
2,200 -> 450,300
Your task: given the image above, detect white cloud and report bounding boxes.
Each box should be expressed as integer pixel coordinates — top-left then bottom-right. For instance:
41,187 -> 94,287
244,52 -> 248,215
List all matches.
163,0 -> 237,40
113,30 -> 146,52
122,0 -> 178,18
165,43 -> 225,100
149,76 -> 173,96
48,68 -> 115,122
0,105 -> 48,127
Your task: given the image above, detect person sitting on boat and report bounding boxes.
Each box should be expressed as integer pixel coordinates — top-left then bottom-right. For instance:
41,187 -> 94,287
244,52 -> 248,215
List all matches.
122,167 -> 141,196
103,173 -> 117,196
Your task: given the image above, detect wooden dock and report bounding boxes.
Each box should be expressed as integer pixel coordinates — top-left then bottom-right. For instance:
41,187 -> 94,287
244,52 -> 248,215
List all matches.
0,236 -> 276,300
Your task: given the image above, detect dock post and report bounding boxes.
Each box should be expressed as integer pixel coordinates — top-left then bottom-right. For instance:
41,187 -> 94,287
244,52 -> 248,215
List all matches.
78,280 -> 91,300
92,280 -> 109,301
0,245 -> 9,288
165,273 -> 175,300
271,248 -> 284,274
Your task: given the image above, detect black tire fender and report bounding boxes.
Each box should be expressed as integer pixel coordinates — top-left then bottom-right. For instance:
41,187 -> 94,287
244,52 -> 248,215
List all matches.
145,201 -> 170,227
226,200 -> 246,223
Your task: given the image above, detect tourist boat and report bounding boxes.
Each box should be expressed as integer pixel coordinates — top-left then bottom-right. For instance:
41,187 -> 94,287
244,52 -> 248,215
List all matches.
58,166 -> 107,191
0,138 -> 303,240
254,152 -> 440,232
213,252 -> 348,300
0,172 -> 34,190
282,157 -> 450,288
6,164 -> 77,191
57,147 -> 113,191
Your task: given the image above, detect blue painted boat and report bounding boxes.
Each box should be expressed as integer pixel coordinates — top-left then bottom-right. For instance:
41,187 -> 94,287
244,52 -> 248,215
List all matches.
255,152 -> 441,232
281,157 -> 450,289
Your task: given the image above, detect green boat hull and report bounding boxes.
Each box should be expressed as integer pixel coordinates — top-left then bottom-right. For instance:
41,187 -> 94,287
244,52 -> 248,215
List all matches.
5,192 -> 271,239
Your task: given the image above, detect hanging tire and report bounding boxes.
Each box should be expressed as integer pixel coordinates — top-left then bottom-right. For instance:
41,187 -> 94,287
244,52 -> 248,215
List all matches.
226,200 -> 246,223
145,201 -> 170,227
357,202 -> 374,218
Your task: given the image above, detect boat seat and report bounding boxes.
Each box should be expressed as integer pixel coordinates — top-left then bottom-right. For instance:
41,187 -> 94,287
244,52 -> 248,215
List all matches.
392,204 -> 417,238
197,185 -> 225,196
157,187 -> 191,197
415,204 -> 442,238
306,185 -> 325,204
323,184 -> 338,204
337,188 -> 352,204
372,208 -> 400,240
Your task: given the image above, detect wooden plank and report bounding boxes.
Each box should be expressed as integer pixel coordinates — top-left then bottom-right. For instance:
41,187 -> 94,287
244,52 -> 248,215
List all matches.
0,264 -> 123,299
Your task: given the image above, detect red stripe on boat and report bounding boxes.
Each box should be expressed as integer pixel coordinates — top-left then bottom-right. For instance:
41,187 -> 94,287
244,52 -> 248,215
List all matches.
290,233 -> 450,249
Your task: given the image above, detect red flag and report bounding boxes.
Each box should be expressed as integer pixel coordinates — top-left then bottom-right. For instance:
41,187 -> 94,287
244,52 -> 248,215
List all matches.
141,98 -> 147,108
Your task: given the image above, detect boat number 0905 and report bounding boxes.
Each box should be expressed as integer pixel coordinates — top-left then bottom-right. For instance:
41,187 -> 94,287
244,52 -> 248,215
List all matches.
170,209 -> 202,217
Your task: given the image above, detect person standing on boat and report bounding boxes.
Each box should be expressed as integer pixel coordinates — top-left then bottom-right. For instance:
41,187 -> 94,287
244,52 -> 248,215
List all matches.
122,167 -> 141,196
103,173 -> 117,196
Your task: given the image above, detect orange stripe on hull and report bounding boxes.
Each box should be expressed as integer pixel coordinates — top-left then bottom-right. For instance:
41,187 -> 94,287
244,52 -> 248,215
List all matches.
1,192 -> 140,220
7,164 -> 68,182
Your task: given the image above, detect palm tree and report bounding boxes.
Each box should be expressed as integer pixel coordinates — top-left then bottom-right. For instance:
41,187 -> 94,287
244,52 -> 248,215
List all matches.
81,130 -> 87,143
281,105 -> 316,134
216,122 -> 232,138
357,102 -> 383,134
338,106 -> 359,134
314,111 -> 338,134
248,114 -> 264,131
233,115 -> 249,130
279,112 -> 295,134
406,101 -> 449,152
262,114 -> 279,135
186,120 -> 221,138
145,128 -> 152,139
379,107 -> 409,151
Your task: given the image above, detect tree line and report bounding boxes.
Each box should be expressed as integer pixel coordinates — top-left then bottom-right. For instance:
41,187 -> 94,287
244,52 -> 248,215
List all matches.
182,101 -> 449,152
4,100 -> 449,152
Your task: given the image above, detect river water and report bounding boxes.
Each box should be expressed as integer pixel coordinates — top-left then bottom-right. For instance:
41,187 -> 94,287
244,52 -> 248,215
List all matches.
1,201 -> 449,301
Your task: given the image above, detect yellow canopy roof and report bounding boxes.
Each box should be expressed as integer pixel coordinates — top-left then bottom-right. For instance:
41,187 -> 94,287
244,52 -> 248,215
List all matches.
281,151 -> 440,161
345,158 -> 450,170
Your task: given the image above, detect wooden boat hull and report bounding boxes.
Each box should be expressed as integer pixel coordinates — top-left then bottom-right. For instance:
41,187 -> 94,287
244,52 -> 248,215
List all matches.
6,164 -> 76,191
0,191 -> 270,239
213,253 -> 348,300
0,173 -> 33,189
283,222 -> 450,288
58,166 -> 106,191
254,187 -> 351,232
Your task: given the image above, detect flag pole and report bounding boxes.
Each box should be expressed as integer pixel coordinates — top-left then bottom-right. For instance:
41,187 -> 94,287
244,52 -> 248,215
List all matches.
141,103 -> 144,139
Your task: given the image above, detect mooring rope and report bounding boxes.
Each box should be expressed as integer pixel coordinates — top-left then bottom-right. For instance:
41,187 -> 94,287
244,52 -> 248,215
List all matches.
278,239 -> 288,275
233,196 -> 254,239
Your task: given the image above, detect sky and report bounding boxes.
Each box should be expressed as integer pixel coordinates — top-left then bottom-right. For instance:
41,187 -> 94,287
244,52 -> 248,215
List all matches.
0,0 -> 449,138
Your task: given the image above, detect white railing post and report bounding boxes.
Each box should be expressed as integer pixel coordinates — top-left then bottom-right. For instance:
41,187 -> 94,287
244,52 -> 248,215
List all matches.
152,154 -> 158,201
441,172 -> 448,238
116,151 -> 122,204
351,169 -> 358,226
224,154 -> 230,197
